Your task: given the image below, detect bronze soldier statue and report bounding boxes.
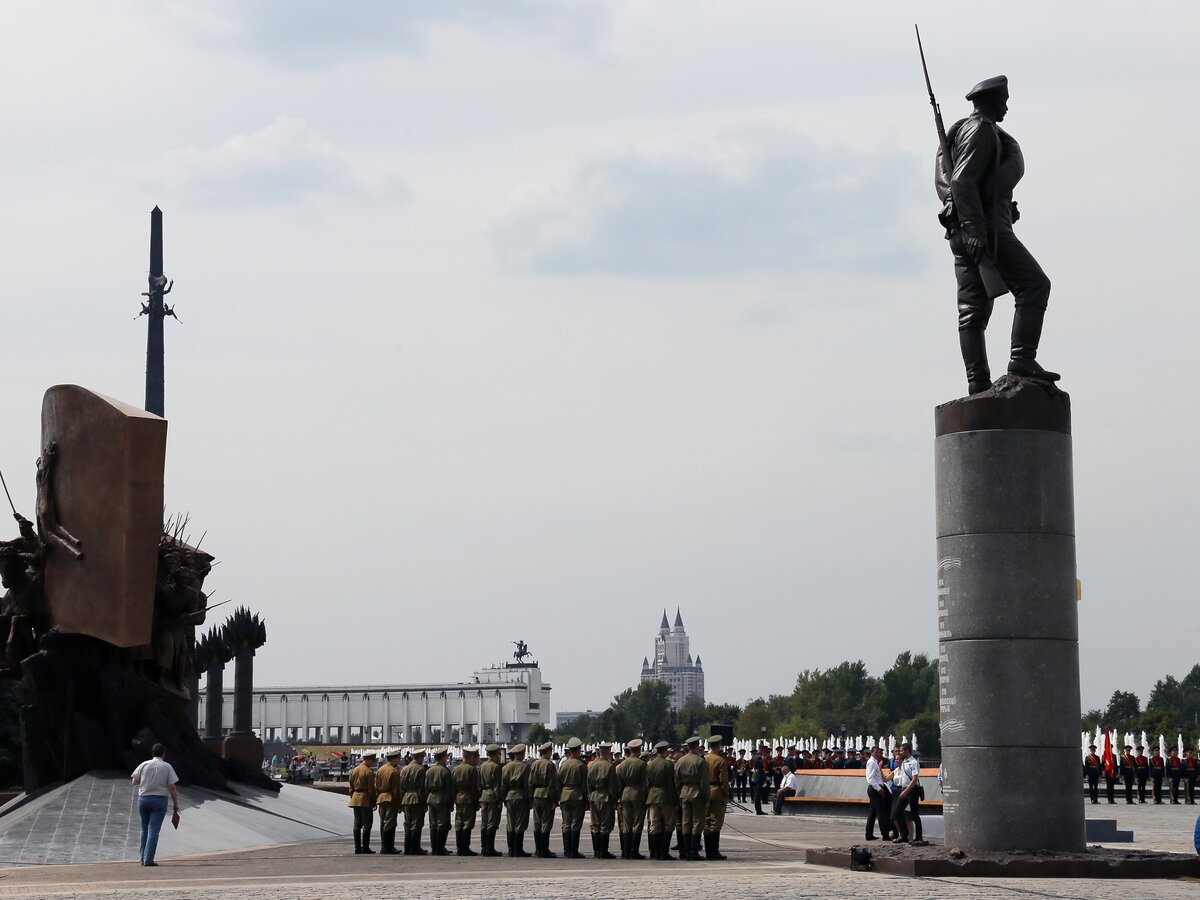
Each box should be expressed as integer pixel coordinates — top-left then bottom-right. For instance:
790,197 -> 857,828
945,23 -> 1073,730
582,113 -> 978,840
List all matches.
933,74 -> 1059,395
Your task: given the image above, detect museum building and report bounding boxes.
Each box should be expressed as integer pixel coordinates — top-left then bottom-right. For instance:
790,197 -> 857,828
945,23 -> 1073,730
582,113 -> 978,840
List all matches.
200,659 -> 551,746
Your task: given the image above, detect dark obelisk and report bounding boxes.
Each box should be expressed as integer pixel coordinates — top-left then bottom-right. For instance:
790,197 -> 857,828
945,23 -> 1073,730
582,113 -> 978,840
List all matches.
934,375 -> 1084,852
145,206 -> 166,418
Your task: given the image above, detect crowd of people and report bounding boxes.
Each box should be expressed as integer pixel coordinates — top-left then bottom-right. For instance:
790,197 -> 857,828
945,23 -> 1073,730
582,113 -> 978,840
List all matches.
1083,744 -> 1199,805
345,734 -> 733,861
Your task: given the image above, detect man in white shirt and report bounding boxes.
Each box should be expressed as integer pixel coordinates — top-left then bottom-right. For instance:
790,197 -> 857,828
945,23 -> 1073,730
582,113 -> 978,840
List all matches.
864,746 -> 892,841
771,767 -> 797,814
131,744 -> 180,866
888,742 -> 921,844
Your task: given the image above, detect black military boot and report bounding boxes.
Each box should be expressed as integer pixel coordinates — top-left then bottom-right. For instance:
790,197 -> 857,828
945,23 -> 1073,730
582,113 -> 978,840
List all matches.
661,832 -> 676,861
487,828 -> 504,857
361,827 -> 375,854
380,829 -> 398,854
353,828 -> 362,854
437,826 -> 454,856
629,829 -> 645,860
1008,306 -> 1060,381
515,831 -> 531,858
618,831 -> 628,859
461,829 -> 478,856
705,831 -> 727,860
532,830 -> 545,858
412,829 -> 428,855
542,831 -> 557,858
959,326 -> 992,394
573,830 -> 588,858
599,832 -> 616,860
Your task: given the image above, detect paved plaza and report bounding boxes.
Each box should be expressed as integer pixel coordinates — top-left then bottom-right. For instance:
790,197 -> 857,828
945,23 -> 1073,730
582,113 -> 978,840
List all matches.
0,802 -> 1195,899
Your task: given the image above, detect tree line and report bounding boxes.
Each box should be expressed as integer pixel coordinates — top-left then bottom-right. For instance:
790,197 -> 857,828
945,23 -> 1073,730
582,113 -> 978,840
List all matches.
1082,664 -> 1200,745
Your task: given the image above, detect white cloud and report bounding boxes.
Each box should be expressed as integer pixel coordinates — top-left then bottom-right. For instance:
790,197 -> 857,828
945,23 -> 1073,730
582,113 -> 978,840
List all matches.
160,115 -> 409,208
494,128 -> 929,279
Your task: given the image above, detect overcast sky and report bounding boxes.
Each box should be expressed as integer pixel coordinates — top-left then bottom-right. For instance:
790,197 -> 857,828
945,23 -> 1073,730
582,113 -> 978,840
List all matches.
1,1 -> 1196,719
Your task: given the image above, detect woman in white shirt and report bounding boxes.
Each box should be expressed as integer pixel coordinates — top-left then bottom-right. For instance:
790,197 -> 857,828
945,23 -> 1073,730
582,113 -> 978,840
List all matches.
130,744 -> 180,866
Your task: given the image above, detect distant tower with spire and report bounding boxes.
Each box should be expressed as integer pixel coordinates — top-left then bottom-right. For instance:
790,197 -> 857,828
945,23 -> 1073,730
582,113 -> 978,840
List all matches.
639,607 -> 705,711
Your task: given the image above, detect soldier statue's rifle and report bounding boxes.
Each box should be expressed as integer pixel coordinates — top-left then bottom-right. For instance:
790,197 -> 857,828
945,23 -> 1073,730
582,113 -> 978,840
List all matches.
916,25 -> 1009,300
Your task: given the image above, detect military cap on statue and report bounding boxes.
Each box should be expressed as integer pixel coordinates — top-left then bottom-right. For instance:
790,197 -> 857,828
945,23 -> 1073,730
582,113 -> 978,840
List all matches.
965,74 -> 1008,100
654,740 -> 670,751
706,734 -> 723,747
486,743 -> 502,754
539,741 -> 554,752
565,737 -> 583,749
626,738 -> 643,751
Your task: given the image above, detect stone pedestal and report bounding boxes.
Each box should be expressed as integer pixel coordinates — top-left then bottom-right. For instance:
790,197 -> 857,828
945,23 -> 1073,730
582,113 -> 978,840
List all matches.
223,734 -> 264,771
934,375 -> 1084,853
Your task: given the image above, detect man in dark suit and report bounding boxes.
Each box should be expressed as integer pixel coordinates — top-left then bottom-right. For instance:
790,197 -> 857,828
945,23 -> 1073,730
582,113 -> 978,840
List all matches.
751,745 -> 771,816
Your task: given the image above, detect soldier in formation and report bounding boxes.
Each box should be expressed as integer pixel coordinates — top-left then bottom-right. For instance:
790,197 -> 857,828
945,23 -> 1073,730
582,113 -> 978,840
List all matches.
675,736 -> 709,861
375,749 -> 402,854
451,746 -> 481,855
615,738 -> 647,859
425,748 -> 454,856
587,741 -> 620,859
478,744 -> 505,856
703,734 -> 729,861
398,748 -> 428,855
500,743 -> 532,857
557,737 -> 588,858
348,751 -> 377,854
645,740 -> 677,860
529,740 -> 560,858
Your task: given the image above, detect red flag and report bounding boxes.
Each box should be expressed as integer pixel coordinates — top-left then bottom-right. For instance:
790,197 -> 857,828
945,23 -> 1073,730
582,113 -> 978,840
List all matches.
1102,728 -> 1115,779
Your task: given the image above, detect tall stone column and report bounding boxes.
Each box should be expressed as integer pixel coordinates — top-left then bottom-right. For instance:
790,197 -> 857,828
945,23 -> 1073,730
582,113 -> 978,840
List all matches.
935,377 -> 1084,852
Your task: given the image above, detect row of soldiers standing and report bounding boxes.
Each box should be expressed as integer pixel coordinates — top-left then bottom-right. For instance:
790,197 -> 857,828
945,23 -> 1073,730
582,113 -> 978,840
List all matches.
1083,745 -> 1198,805
347,733 -> 731,860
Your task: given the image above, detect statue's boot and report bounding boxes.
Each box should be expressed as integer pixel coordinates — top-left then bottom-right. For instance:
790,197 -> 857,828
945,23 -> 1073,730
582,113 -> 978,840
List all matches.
1007,306 -> 1060,381
959,327 -> 992,394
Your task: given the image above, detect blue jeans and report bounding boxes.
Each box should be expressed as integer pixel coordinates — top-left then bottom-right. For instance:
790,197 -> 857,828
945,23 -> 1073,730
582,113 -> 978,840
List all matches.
138,795 -> 169,864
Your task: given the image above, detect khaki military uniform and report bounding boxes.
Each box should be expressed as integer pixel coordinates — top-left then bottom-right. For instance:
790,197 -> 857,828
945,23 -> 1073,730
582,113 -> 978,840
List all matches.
704,749 -> 729,832
529,756 -> 560,834
348,759 -> 377,852
587,757 -> 619,834
452,760 -> 482,832
501,758 -> 531,834
557,754 -> 588,858
398,759 -> 428,852
646,755 -> 678,834
478,754 -> 504,856
616,753 -> 648,858
424,758 -> 453,854
374,759 -> 401,852
675,750 -> 709,859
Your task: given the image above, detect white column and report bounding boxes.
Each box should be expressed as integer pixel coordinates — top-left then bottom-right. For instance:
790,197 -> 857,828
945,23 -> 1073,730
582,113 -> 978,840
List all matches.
402,693 -> 409,743
384,693 -> 391,743
421,692 -> 429,743
343,694 -> 350,743
460,692 -> 467,742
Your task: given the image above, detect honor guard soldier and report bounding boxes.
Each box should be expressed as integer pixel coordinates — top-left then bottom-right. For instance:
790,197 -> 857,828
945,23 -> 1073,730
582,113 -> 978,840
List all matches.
501,743 -> 532,857
425,748 -> 454,856
529,741 -> 560,858
398,748 -> 428,855
587,741 -> 620,859
674,736 -> 709,861
703,733 -> 729,860
1150,747 -> 1166,803
1135,746 -> 1150,803
1083,745 -> 1101,804
452,747 -> 482,856
1120,746 -> 1137,805
1185,748 -> 1198,804
1103,750 -> 1118,804
1166,748 -> 1184,804
375,749 -> 403,854
348,752 -> 378,854
616,738 -> 648,860
478,744 -> 505,856
645,741 -> 677,861
557,737 -> 589,858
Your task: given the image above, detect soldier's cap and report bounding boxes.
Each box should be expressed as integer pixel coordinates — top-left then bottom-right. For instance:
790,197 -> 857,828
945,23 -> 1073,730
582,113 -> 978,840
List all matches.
626,738 -> 644,750
596,741 -> 612,750
411,748 -> 426,757
1088,744 -> 1096,749
485,743 -> 503,754
654,740 -> 670,751
685,736 -> 701,746
1124,745 -> 1133,751
463,747 -> 480,756
363,751 -> 378,759
539,741 -> 555,753
706,734 -> 723,746
433,747 -> 450,758
385,750 -> 403,760
509,743 -> 527,755
565,737 -> 583,750
966,75 -> 1008,101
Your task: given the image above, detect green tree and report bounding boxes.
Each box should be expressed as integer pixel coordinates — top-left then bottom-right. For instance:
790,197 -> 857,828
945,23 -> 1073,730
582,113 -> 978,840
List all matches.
880,652 -> 939,726
734,700 -> 774,741
792,661 -> 884,735
526,722 -> 550,746
1104,690 -> 1140,724
614,681 -> 676,743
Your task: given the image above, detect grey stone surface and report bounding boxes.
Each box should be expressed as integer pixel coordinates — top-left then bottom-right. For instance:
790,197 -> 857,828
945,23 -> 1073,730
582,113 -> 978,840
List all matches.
788,772 -> 943,802
937,639 -> 1081,748
936,533 -> 1078,640
935,430 -> 1074,537
940,746 -> 1085,852
0,773 -> 350,865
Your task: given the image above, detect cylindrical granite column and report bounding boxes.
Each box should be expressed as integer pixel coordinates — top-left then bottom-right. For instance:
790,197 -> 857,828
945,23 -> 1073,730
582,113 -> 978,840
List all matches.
934,378 -> 1084,852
